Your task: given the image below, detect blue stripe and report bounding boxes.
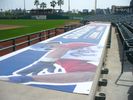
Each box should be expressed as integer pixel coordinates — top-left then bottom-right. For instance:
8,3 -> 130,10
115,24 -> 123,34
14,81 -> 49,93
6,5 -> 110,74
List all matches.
9,76 -> 33,83
8,76 -> 76,93
0,50 -> 47,75
30,84 -> 76,93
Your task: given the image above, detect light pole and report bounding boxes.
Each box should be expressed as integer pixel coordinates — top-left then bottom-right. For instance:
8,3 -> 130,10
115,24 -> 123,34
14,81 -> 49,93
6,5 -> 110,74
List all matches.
23,0 -> 26,14
24,0 -> 26,10
95,0 -> 97,14
68,0 -> 70,12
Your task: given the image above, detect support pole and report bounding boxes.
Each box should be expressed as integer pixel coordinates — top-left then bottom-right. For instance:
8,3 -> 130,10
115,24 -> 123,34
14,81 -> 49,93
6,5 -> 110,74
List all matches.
95,0 -> 97,14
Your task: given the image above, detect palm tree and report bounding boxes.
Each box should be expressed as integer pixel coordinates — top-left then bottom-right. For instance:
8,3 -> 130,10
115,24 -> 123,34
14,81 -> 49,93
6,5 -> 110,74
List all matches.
57,0 -> 64,10
50,0 -> 56,10
34,0 -> 40,9
40,2 -> 47,9
0,9 -> 2,12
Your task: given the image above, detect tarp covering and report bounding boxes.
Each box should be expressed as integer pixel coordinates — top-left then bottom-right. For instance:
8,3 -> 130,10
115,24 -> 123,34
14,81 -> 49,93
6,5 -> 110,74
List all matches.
0,22 -> 111,94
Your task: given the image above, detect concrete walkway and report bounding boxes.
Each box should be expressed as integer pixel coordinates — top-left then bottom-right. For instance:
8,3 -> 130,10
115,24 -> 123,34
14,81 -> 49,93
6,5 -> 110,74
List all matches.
0,26 -> 133,100
100,27 -> 133,100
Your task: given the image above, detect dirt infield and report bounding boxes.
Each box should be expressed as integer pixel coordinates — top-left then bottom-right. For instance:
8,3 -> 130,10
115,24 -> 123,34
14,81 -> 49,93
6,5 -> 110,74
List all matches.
0,25 -> 24,30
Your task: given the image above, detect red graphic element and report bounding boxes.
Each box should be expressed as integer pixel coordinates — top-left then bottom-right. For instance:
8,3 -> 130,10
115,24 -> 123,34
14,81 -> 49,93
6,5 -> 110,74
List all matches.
59,42 -> 94,49
56,59 -> 96,72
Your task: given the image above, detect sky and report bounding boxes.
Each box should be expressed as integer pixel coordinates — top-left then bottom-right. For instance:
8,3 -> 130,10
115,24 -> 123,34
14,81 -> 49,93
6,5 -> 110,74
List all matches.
0,0 -> 131,11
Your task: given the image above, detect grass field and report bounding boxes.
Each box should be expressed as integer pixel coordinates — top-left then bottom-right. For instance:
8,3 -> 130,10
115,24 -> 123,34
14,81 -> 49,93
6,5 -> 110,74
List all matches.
0,19 -> 79,40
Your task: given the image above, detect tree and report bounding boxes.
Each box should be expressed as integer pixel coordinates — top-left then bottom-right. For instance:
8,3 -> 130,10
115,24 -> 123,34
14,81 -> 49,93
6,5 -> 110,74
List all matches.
40,2 -> 47,9
50,0 -> 56,10
34,0 -> 40,9
0,9 -> 2,12
57,0 -> 64,10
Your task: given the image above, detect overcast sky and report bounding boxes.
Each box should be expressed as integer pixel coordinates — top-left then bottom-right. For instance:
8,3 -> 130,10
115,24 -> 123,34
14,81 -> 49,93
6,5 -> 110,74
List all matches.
0,0 -> 131,11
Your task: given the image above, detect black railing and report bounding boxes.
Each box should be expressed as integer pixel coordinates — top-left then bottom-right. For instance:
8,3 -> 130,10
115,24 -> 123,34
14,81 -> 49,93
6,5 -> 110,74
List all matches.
115,23 -> 133,84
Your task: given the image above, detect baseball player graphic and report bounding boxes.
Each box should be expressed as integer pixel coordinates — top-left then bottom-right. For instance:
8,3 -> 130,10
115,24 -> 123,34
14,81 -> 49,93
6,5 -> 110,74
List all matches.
0,42 -> 98,84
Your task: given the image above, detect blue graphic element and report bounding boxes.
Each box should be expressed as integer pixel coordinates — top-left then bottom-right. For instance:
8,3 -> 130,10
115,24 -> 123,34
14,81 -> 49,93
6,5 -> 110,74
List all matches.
8,75 -> 76,93
9,76 -> 33,83
0,50 -> 47,75
16,61 -> 59,76
30,84 -> 76,93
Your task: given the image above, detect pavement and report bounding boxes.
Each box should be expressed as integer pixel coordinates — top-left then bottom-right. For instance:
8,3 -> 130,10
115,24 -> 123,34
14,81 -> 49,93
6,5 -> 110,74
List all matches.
0,26 -> 133,100
99,27 -> 133,100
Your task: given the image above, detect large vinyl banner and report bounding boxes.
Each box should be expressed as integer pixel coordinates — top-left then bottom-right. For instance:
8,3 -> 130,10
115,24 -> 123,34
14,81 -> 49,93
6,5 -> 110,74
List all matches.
0,22 -> 111,94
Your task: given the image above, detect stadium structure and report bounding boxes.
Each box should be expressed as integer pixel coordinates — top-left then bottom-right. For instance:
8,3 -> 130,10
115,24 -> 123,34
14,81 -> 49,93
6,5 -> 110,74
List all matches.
0,0 -> 133,100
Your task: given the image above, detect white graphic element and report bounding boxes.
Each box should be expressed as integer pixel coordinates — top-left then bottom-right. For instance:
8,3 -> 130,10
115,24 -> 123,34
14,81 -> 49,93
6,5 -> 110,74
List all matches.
37,63 -> 66,75
63,26 -> 95,39
89,31 -> 101,39
74,82 -> 93,94
61,46 -> 102,62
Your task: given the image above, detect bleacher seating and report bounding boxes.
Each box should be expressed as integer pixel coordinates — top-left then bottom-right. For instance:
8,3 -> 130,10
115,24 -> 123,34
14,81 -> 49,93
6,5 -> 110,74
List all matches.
83,14 -> 133,24
114,22 -> 133,84
117,23 -> 133,64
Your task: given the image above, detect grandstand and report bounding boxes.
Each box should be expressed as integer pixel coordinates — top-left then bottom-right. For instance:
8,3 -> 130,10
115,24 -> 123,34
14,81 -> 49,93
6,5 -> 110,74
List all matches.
83,0 -> 133,24
83,12 -> 133,23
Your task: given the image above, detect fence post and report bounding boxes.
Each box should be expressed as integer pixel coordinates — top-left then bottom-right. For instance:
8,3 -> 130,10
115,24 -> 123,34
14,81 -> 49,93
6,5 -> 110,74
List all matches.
12,39 -> 16,51
64,25 -> 68,32
28,35 -> 30,46
55,28 -> 57,36
39,32 -> 42,41
47,30 -> 50,38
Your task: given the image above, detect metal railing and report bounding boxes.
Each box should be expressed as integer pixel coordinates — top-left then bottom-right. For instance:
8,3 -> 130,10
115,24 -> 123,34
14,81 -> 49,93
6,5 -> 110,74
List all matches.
0,24 -> 81,56
115,23 -> 133,84
0,28 -> 64,56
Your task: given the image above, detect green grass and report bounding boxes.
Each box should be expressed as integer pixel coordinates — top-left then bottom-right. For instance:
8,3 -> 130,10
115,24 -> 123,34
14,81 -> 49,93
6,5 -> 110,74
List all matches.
0,19 -> 79,40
